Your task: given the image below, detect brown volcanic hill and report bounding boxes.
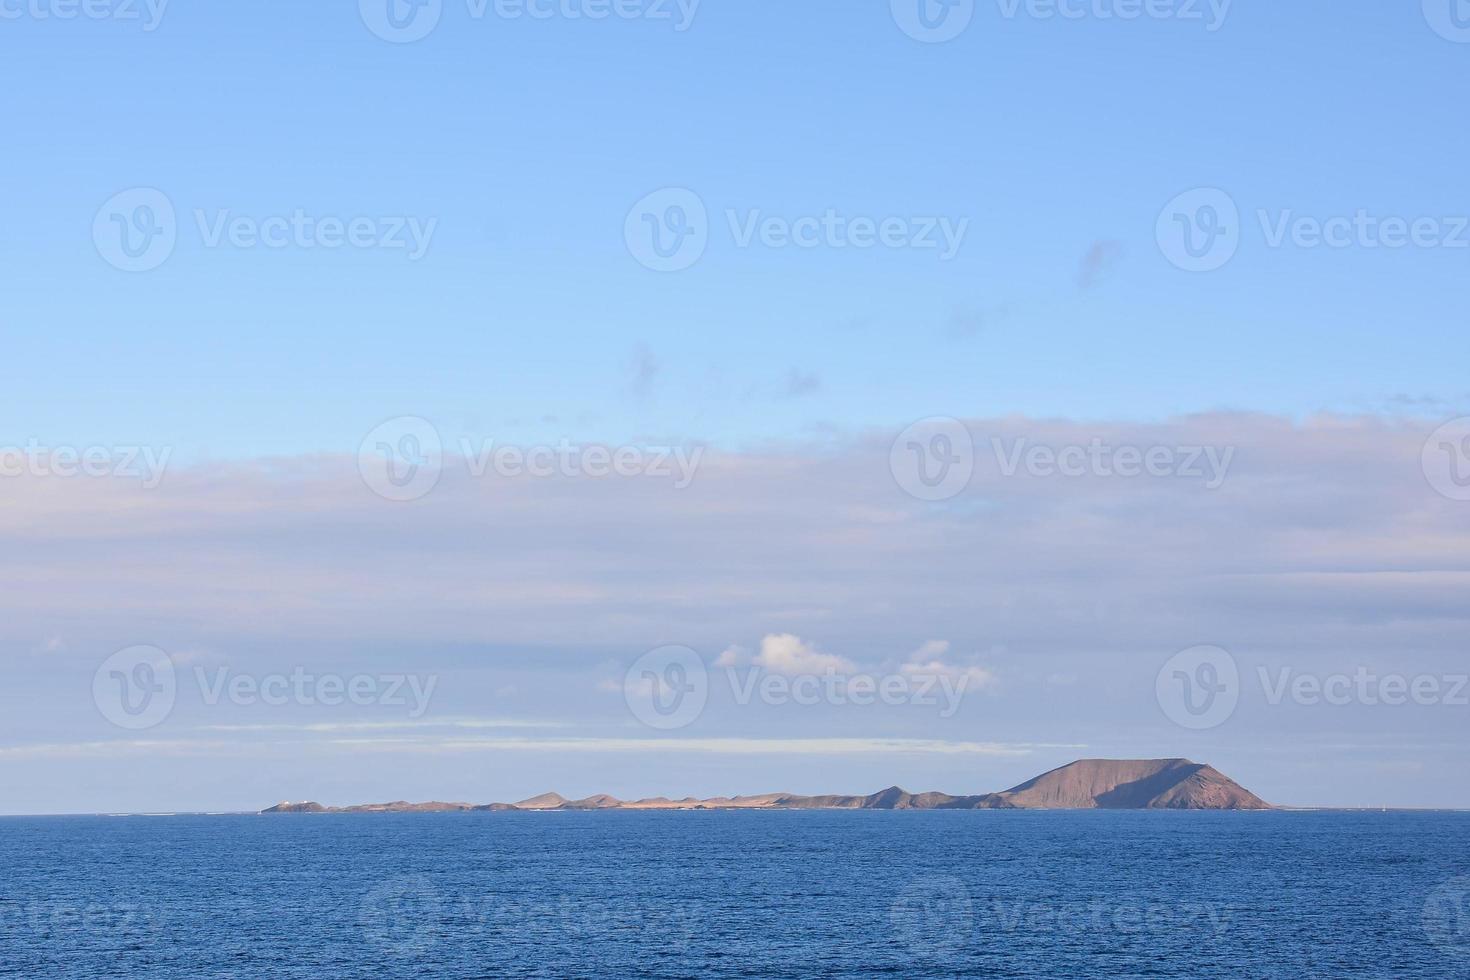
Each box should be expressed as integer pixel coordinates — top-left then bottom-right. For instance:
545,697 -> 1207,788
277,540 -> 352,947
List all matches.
994,759 -> 1270,810
339,801 -> 475,813
262,800 -> 474,814
260,759 -> 1273,814
772,787 -> 1009,810
562,794 -> 623,809
262,801 -> 327,813
512,792 -> 570,810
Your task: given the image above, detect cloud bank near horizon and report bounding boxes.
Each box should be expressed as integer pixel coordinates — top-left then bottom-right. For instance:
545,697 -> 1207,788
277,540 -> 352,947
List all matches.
3,410 -> 1469,812
3,411 -> 1464,662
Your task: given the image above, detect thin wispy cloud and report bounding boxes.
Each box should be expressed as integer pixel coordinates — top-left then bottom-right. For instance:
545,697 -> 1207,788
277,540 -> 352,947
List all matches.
0,737 -> 1081,760
4,413 -> 1461,659
324,737 -> 1076,757
1078,239 -> 1123,289
629,343 -> 660,399
3,412 -> 1468,810
781,368 -> 822,398
193,718 -> 573,733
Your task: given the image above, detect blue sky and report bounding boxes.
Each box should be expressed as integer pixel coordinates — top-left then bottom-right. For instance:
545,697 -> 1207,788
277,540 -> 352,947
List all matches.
2,1 -> 1469,813
3,1 -> 1468,460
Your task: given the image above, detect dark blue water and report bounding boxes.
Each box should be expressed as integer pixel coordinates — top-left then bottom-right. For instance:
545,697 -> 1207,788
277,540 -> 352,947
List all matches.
2,810 -> 1468,978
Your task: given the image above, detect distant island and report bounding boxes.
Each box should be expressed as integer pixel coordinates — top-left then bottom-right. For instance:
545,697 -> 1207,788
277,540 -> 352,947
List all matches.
262,758 -> 1272,813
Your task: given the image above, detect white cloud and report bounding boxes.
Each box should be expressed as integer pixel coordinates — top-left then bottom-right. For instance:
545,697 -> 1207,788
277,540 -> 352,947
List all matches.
714,645 -> 748,668
193,718 -> 570,733
326,736 -> 1070,757
1,413 -> 1467,755
909,640 -> 951,661
754,634 -> 855,676
3,414 -> 1464,665
899,640 -> 997,690
0,736 -> 1080,759
900,660 -> 996,689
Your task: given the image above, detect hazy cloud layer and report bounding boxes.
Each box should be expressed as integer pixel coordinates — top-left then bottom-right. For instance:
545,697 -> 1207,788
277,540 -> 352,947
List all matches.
4,413 -> 1464,660
4,412 -> 1469,809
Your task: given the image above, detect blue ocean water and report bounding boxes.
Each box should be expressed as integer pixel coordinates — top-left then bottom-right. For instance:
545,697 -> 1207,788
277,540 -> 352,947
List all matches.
2,809 -> 1468,978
